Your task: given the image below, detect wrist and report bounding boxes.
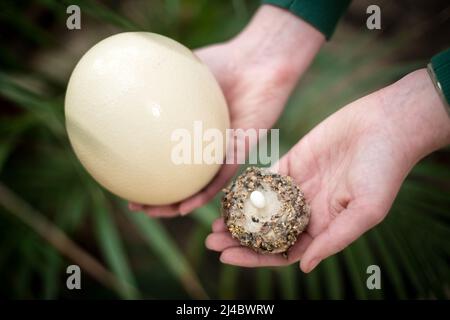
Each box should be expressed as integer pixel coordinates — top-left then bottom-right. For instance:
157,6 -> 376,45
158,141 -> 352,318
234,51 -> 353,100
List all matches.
228,5 -> 324,84
380,69 -> 450,165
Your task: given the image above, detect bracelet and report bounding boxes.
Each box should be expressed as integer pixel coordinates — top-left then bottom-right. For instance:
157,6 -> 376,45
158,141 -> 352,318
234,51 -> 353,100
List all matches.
427,62 -> 450,117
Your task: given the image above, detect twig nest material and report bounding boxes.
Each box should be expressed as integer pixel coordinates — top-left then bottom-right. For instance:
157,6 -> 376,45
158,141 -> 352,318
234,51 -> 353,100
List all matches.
221,167 -> 310,255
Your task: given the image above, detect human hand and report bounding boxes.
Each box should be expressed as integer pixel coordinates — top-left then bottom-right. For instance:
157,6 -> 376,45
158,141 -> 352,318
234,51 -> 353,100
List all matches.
206,69 -> 450,272
129,5 -> 324,217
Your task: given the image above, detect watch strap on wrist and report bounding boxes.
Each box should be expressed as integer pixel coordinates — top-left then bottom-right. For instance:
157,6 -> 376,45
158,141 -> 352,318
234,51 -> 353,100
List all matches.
428,48 -> 450,117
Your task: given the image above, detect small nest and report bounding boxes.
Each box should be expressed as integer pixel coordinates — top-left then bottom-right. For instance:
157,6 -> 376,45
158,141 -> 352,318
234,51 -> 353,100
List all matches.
221,166 -> 310,256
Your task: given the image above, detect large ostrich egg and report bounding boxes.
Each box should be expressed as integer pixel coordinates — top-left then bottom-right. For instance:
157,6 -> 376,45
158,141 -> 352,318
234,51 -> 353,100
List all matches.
65,32 -> 229,205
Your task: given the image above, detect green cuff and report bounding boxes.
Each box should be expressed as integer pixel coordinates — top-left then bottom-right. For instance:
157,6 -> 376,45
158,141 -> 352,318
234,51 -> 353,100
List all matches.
262,0 -> 351,40
430,48 -> 450,107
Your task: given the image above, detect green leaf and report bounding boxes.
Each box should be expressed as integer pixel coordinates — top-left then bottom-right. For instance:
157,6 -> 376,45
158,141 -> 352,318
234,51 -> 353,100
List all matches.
57,190 -> 87,233
321,255 -> 344,299
0,73 -> 64,136
255,268 -> 272,299
351,237 -> 383,299
369,229 -> 407,299
219,265 -> 239,299
342,246 -> 368,299
276,265 -> 299,299
41,246 -> 63,299
185,224 -> 209,270
304,266 -> 321,300
382,215 -> 427,295
92,192 -> 139,299
128,210 -> 208,299
192,203 -> 218,228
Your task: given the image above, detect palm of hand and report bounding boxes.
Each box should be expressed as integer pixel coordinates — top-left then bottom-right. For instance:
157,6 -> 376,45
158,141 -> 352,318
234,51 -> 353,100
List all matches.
196,44 -> 291,131
206,92 -> 413,272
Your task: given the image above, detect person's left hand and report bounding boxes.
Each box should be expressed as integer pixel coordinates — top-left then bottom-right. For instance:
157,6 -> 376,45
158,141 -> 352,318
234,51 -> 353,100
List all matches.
206,69 -> 450,272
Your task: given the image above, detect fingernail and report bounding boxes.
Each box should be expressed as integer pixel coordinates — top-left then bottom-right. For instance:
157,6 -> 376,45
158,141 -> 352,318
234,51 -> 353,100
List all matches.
219,252 -> 228,264
179,207 -> 190,216
307,258 -> 321,273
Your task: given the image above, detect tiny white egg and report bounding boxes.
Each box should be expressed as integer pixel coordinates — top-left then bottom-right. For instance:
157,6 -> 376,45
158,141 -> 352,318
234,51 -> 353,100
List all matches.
250,190 -> 266,209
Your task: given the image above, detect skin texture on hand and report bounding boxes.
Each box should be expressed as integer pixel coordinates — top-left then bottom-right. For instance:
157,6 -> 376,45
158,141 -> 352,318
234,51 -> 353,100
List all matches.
206,69 -> 450,272
129,5 -> 325,217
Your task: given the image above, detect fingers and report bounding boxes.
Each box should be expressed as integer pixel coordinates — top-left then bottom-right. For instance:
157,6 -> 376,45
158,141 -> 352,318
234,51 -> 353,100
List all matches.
144,205 -> 180,217
212,218 -> 227,232
179,164 -> 238,215
220,247 -> 288,267
128,202 -> 180,217
178,185 -> 217,216
219,232 -> 312,267
287,232 -> 313,262
206,219 -> 312,267
128,202 -> 143,211
300,204 -> 384,273
206,219 -> 236,251
205,232 -> 240,251
127,163 -> 238,217
269,153 -> 290,175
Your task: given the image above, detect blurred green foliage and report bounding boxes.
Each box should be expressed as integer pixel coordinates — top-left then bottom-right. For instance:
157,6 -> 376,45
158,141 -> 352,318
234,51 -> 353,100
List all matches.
0,0 -> 449,299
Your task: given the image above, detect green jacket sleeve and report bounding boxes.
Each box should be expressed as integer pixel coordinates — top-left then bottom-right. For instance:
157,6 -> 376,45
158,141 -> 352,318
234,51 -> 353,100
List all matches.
430,48 -> 450,107
261,0 -> 351,40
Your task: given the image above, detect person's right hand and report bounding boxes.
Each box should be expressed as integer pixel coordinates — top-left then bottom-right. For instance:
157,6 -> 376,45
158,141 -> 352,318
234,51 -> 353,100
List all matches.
206,68 -> 450,272
128,5 -> 325,217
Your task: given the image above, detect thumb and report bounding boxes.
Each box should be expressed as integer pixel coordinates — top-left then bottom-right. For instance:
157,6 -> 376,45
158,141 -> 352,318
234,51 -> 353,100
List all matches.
300,202 -> 385,273
268,153 -> 289,175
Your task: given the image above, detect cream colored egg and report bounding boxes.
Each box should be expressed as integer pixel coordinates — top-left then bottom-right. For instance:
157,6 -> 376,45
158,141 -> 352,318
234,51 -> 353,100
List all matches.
65,32 -> 229,205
